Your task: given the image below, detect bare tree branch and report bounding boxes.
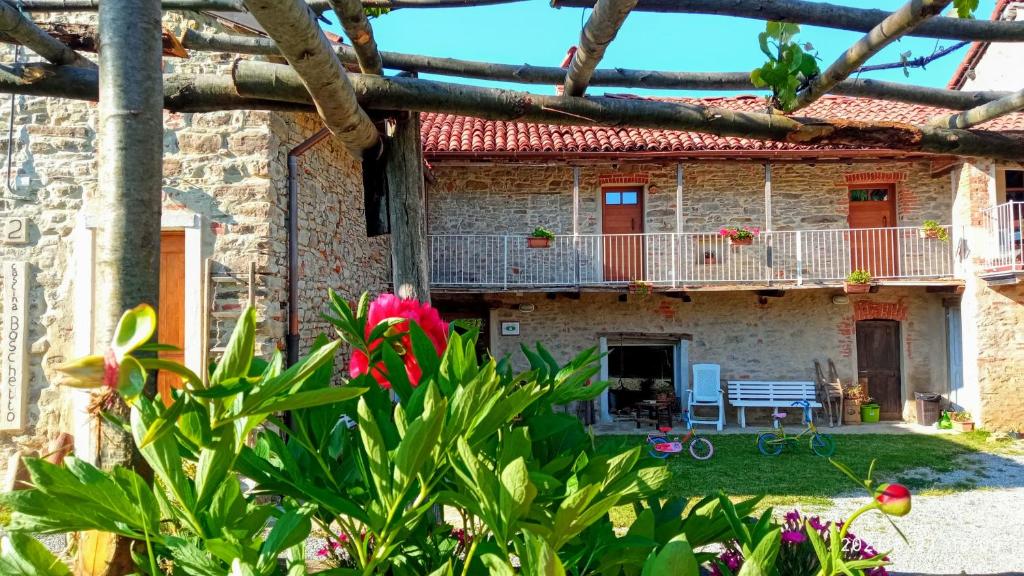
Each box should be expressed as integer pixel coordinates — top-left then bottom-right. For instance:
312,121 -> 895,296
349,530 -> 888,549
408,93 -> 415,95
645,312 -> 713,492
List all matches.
233,61 -> 1024,161
0,1 -> 95,68
179,27 -> 279,55
564,0 -> 637,97
241,0 -> 377,151
793,0 -> 952,111
13,0 -> 522,12
4,59 -> 1021,160
930,88 -> 1024,129
330,0 -> 383,75
554,0 -> 1024,42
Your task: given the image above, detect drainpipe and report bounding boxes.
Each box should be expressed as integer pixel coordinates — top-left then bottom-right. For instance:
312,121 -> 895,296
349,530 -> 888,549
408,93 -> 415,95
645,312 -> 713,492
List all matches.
286,127 -> 330,366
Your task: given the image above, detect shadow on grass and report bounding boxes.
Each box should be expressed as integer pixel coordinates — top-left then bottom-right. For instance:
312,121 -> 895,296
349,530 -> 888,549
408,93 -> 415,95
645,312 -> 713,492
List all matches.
597,431 -> 1024,508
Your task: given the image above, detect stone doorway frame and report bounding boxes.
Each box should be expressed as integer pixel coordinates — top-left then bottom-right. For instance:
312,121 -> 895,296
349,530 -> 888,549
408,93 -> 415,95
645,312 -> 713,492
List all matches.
70,211 -> 207,462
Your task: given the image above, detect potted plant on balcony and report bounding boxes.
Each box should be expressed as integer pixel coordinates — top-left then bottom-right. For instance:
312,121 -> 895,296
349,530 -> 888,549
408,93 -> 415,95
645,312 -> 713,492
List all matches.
527,226 -> 555,248
704,250 -> 717,265
844,269 -> 872,294
949,410 -> 975,432
720,225 -> 760,246
919,220 -> 949,241
628,280 -> 652,298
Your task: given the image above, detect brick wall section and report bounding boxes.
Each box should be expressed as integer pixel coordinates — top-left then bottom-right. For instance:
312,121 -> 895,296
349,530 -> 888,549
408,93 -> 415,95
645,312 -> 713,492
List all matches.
484,287 -> 948,423
428,160 -> 952,237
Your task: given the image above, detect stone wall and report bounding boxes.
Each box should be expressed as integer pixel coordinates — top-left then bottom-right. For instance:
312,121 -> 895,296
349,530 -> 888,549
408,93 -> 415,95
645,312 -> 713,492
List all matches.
267,112 -> 391,368
0,12 -> 388,476
952,159 -> 1024,431
481,287 -> 949,424
427,160 -> 953,236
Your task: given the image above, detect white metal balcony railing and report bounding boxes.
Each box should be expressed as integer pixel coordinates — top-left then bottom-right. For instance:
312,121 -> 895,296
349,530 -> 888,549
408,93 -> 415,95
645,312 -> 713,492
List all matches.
981,201 -> 1023,274
429,226 -> 956,289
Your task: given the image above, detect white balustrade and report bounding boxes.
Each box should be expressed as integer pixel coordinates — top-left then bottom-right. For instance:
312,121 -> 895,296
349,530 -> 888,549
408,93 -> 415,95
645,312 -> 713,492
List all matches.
981,202 -> 1023,273
428,225 -> 956,288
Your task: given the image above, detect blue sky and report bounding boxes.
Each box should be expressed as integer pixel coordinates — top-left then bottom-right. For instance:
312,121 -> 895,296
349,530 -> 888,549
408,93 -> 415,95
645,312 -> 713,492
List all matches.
323,0 -> 996,97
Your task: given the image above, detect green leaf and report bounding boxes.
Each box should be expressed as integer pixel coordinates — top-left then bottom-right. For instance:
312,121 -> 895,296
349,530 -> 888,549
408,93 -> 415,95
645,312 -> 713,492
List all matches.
240,386 -> 367,416
137,357 -> 203,391
116,355 -> 147,400
111,304 -> 157,360
131,401 -> 197,515
646,534 -> 698,576
357,397 -> 393,508
499,456 -> 535,523
195,425 -> 239,511
737,527 -> 781,576
257,506 -> 312,573
211,306 -> 257,386
240,339 -> 342,414
138,394 -> 189,448
0,533 -> 72,575
381,343 -> 415,404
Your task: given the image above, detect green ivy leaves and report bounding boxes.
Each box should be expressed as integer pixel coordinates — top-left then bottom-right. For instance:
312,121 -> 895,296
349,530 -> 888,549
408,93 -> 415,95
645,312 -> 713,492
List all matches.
750,22 -> 820,111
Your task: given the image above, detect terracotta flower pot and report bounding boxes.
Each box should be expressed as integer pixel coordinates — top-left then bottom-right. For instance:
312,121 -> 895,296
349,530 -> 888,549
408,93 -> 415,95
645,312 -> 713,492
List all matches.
953,420 -> 974,432
704,257 -> 717,265
919,228 -> 939,239
729,237 -> 753,246
844,282 -> 871,294
527,237 -> 552,248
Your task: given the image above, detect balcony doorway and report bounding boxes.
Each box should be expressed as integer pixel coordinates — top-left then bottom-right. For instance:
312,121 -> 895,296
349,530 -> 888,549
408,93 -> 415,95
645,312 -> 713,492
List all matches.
602,187 -> 644,281
848,185 -> 899,277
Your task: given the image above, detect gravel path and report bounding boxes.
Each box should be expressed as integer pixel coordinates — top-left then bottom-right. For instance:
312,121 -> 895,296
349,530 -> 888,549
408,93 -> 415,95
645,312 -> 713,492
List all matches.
797,447 -> 1024,576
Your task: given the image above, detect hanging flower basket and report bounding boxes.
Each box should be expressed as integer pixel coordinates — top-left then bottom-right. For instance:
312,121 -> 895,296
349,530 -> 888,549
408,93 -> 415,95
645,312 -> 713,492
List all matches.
527,227 -> 555,248
720,226 -> 759,246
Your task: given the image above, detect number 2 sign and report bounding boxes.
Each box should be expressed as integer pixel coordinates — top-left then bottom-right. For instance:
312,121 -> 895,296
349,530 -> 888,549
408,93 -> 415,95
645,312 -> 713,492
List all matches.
3,217 -> 28,245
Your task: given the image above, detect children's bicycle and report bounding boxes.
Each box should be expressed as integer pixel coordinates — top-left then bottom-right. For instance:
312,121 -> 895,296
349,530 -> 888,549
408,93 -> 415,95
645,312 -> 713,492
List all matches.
647,412 -> 714,460
756,401 -> 836,457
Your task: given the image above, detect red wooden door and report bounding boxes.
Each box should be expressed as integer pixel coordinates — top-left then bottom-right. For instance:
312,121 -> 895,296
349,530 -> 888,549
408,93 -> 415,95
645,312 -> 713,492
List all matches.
602,188 -> 644,281
848,185 -> 898,277
856,320 -> 902,420
158,231 -> 186,405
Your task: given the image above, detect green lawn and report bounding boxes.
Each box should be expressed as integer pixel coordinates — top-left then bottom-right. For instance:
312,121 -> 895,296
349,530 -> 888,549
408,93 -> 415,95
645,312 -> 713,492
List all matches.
598,431 -> 1017,514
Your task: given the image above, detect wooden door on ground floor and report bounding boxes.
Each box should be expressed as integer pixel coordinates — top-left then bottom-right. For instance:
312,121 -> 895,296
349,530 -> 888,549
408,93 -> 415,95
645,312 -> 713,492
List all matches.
158,230 -> 186,405
856,319 -> 902,420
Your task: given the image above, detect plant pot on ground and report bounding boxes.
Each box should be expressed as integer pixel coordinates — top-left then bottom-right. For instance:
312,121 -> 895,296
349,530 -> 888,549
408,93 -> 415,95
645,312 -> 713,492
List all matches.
527,227 -> 554,248
948,411 -> 974,432
844,269 -> 872,294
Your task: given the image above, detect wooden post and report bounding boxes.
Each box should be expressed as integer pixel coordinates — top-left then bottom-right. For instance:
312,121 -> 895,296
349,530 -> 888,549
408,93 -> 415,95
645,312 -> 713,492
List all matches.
84,0 -> 163,572
385,112 -> 430,302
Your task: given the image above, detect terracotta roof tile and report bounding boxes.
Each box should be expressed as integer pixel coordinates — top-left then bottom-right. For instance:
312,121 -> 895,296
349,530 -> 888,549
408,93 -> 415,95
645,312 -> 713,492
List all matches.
420,94 -> 1024,156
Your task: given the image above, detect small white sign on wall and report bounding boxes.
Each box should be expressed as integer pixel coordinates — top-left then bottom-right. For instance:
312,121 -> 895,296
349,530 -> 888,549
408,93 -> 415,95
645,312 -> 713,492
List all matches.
500,321 -> 520,336
1,261 -> 29,432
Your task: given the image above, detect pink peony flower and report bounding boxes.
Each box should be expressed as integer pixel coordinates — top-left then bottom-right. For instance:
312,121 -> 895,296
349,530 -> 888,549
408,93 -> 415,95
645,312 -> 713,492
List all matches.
874,483 -> 912,517
349,294 -> 449,389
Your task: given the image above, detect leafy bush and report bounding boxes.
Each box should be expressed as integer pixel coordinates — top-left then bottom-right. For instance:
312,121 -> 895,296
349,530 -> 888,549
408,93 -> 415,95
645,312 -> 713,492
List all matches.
0,293 -> 906,575
921,220 -> 949,242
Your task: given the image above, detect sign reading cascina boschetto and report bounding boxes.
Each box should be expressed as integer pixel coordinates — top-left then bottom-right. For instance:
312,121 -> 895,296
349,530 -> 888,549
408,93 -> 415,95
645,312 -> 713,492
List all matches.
1,261 -> 28,432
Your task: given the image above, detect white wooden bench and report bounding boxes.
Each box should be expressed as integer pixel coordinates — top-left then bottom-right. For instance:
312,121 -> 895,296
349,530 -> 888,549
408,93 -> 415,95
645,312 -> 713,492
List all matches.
726,381 -> 821,428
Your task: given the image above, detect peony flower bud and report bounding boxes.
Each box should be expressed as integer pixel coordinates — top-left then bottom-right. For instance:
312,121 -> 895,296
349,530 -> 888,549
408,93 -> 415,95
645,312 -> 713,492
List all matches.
874,483 -> 912,516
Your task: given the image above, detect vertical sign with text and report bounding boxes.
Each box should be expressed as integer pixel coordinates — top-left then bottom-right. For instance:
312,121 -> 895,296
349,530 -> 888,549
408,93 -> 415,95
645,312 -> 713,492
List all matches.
1,261 -> 28,432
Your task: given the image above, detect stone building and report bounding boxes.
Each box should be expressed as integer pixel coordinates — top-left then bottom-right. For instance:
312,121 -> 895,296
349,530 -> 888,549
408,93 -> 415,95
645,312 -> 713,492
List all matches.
422,93 -> 1024,430
1,4 -> 1024,485
0,11 -> 391,478
944,0 -> 1024,431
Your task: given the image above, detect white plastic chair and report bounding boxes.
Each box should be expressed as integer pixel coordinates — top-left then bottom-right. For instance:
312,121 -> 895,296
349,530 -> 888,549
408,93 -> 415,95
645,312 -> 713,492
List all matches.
688,364 -> 725,431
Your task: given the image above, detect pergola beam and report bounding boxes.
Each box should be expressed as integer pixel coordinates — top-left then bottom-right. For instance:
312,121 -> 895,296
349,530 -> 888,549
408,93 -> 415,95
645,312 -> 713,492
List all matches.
553,0 -> 1024,42
563,0 -> 637,97
231,61 -> 1024,162
241,0 -> 377,151
929,88 -> 1024,129
0,1 -> 95,68
172,31 -> 1010,110
793,0 -> 951,111
331,0 -> 383,75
